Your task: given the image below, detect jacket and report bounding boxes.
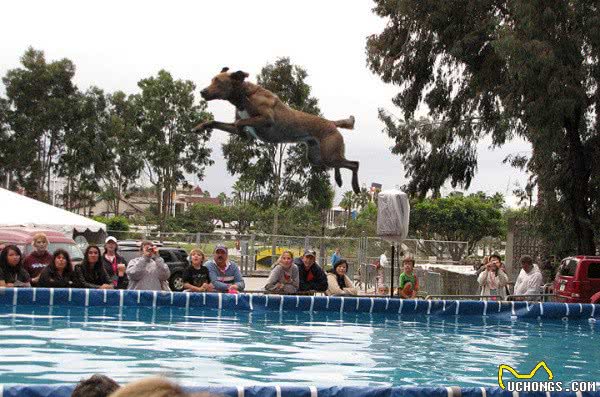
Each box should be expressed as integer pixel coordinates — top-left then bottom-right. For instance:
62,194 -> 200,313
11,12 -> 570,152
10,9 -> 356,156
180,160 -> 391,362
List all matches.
326,273 -> 358,296
477,269 -> 508,298
126,255 -> 170,291
294,258 -> 328,292
101,253 -> 129,289
265,264 -> 299,293
38,264 -> 80,288
75,262 -> 112,289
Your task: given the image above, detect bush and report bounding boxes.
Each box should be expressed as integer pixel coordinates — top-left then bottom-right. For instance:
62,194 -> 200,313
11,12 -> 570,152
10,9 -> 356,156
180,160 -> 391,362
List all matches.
93,216 -> 130,239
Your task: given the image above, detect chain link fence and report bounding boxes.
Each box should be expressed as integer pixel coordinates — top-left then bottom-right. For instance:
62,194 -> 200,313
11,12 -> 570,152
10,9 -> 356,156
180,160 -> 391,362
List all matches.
101,229 -> 475,295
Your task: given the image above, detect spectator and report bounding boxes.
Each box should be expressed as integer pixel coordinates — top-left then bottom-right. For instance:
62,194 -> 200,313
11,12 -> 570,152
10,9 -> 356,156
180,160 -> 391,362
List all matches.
101,236 -> 128,289
126,241 -> 170,291
326,259 -> 357,296
0,245 -> 31,288
379,251 -> 389,268
513,255 -> 543,299
182,248 -> 213,292
38,249 -> 80,288
331,247 -> 341,267
477,255 -> 508,300
204,244 -> 245,293
265,250 -> 299,294
476,255 -> 490,275
294,249 -> 328,292
23,232 -> 53,285
75,245 -> 113,289
398,257 -> 419,299
72,374 -> 120,397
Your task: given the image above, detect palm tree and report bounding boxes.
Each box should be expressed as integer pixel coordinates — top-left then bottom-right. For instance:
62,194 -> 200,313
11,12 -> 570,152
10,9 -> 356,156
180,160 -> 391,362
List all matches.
339,191 -> 356,226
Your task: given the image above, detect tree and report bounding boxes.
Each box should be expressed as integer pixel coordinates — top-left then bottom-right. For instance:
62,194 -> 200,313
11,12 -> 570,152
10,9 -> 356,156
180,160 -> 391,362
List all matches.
222,57 -> 333,236
367,0 -> 600,254
136,70 -> 213,233
410,194 -> 504,260
98,91 -> 144,215
346,201 -> 378,237
58,87 -> 107,211
339,191 -> 356,226
2,48 -> 79,200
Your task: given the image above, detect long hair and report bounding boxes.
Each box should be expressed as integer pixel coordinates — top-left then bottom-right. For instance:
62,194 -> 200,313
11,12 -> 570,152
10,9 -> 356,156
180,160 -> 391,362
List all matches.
52,248 -> 73,274
82,245 -> 102,268
0,244 -> 23,269
277,250 -> 294,265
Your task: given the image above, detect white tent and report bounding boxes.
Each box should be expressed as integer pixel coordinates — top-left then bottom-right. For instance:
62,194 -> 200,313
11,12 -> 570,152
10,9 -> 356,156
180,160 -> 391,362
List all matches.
0,188 -> 106,235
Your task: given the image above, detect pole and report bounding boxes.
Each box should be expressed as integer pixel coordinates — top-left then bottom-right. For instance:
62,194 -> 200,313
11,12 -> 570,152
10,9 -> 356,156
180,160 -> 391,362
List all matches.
390,244 -> 395,298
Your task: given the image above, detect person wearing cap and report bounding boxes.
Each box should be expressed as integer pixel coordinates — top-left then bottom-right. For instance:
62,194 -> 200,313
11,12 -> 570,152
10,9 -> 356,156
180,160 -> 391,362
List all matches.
101,236 -> 128,289
294,249 -> 328,292
326,259 -> 357,296
126,241 -> 170,291
204,244 -> 245,292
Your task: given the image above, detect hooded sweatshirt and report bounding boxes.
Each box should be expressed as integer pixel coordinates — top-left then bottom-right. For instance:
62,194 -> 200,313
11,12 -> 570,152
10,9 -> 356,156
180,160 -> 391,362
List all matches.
23,250 -> 53,279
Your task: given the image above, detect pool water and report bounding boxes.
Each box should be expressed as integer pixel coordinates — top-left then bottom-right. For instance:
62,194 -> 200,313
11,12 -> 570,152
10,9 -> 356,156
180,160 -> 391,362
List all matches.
0,305 -> 598,386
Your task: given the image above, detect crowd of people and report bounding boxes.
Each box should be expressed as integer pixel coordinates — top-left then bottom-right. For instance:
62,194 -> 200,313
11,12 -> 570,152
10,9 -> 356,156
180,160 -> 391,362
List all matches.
0,232 -> 545,300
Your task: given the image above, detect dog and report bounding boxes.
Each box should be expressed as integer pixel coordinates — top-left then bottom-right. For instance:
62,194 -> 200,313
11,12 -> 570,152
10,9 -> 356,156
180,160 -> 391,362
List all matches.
192,67 -> 360,194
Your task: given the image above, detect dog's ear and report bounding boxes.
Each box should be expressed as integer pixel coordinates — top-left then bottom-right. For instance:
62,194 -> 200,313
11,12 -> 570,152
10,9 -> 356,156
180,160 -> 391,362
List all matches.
221,67 -> 230,73
230,70 -> 249,82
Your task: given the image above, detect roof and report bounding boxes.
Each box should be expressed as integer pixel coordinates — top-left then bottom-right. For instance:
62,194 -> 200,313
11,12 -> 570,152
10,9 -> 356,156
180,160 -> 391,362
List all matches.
0,227 -> 74,244
0,188 -> 105,234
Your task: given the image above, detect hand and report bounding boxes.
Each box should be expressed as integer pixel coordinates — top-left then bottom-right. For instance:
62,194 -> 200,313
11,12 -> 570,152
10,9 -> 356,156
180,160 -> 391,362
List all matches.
228,284 -> 239,291
205,283 -> 215,292
32,276 -> 40,284
275,283 -> 283,289
6,283 -> 14,288
100,284 -> 113,290
117,263 -> 126,276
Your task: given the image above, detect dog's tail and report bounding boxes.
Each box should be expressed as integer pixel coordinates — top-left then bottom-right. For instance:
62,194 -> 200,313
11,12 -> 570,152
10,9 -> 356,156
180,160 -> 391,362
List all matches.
332,115 -> 355,130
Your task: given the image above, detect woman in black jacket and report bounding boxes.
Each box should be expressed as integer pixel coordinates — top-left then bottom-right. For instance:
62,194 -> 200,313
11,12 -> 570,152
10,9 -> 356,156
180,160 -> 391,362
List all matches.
75,245 -> 113,289
38,249 -> 80,288
0,245 -> 31,287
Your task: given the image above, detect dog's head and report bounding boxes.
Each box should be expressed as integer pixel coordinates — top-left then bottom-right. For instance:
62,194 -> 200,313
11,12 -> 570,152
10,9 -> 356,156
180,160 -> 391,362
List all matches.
200,67 -> 249,101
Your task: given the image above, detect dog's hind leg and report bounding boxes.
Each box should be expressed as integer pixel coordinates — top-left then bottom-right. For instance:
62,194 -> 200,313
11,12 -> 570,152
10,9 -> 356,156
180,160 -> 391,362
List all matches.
334,168 -> 342,187
338,160 -> 360,194
332,115 -> 355,130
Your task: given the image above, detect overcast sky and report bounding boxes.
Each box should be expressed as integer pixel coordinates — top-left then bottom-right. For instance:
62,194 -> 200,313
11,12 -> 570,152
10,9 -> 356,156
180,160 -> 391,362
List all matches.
1,0 -> 530,207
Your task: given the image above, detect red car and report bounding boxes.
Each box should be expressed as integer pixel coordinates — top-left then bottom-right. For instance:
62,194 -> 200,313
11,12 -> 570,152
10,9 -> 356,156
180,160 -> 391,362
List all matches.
553,256 -> 600,303
0,227 -> 84,265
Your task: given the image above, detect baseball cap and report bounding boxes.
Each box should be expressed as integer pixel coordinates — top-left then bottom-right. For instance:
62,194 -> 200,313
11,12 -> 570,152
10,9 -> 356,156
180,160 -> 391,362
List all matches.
214,244 -> 228,254
303,249 -> 316,257
105,236 -> 118,244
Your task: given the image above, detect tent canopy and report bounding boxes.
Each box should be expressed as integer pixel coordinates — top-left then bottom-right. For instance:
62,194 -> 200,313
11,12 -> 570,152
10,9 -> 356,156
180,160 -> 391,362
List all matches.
0,188 -> 106,235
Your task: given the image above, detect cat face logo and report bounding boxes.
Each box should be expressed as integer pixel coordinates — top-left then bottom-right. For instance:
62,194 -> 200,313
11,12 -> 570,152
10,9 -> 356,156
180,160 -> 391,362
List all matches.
498,361 -> 554,389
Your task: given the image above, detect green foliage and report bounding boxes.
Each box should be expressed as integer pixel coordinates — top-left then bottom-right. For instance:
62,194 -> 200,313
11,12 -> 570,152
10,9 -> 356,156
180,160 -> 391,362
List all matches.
136,70 -> 213,232
410,194 -> 504,259
346,202 -> 378,237
256,205 -> 322,236
367,0 -> 600,254
2,48 -> 79,200
93,215 -> 130,239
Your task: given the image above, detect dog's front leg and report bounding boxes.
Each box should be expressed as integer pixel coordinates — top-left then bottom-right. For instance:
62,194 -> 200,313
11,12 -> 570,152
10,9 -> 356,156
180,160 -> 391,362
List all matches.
192,120 -> 240,135
234,114 -> 274,130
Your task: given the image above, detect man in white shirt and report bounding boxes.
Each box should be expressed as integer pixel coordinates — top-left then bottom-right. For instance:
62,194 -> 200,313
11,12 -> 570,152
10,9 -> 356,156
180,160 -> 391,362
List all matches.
513,255 -> 543,299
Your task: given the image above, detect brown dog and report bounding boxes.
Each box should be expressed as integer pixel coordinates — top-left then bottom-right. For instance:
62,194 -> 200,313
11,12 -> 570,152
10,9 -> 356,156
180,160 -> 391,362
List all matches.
192,67 -> 360,193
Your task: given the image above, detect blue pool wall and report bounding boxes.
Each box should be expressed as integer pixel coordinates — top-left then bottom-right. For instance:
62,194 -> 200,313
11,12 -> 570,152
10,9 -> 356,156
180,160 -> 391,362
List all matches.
2,384 -> 600,397
0,288 -> 598,320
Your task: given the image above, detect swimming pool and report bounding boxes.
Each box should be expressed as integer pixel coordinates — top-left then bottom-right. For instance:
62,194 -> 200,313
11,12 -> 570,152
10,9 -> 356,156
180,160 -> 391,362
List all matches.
0,288 -> 599,395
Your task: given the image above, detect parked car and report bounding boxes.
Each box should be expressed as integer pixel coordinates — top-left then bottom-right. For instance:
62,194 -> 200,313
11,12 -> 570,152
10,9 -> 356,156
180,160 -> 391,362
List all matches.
116,241 -> 190,291
0,227 -> 84,265
553,256 -> 600,303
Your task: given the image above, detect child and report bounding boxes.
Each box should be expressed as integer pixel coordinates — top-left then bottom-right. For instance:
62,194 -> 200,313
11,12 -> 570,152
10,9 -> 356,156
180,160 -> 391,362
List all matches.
399,257 -> 419,299
265,251 -> 299,294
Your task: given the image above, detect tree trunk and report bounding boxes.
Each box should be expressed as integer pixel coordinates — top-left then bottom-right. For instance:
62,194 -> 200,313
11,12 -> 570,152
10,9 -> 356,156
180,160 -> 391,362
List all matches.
564,115 -> 596,254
